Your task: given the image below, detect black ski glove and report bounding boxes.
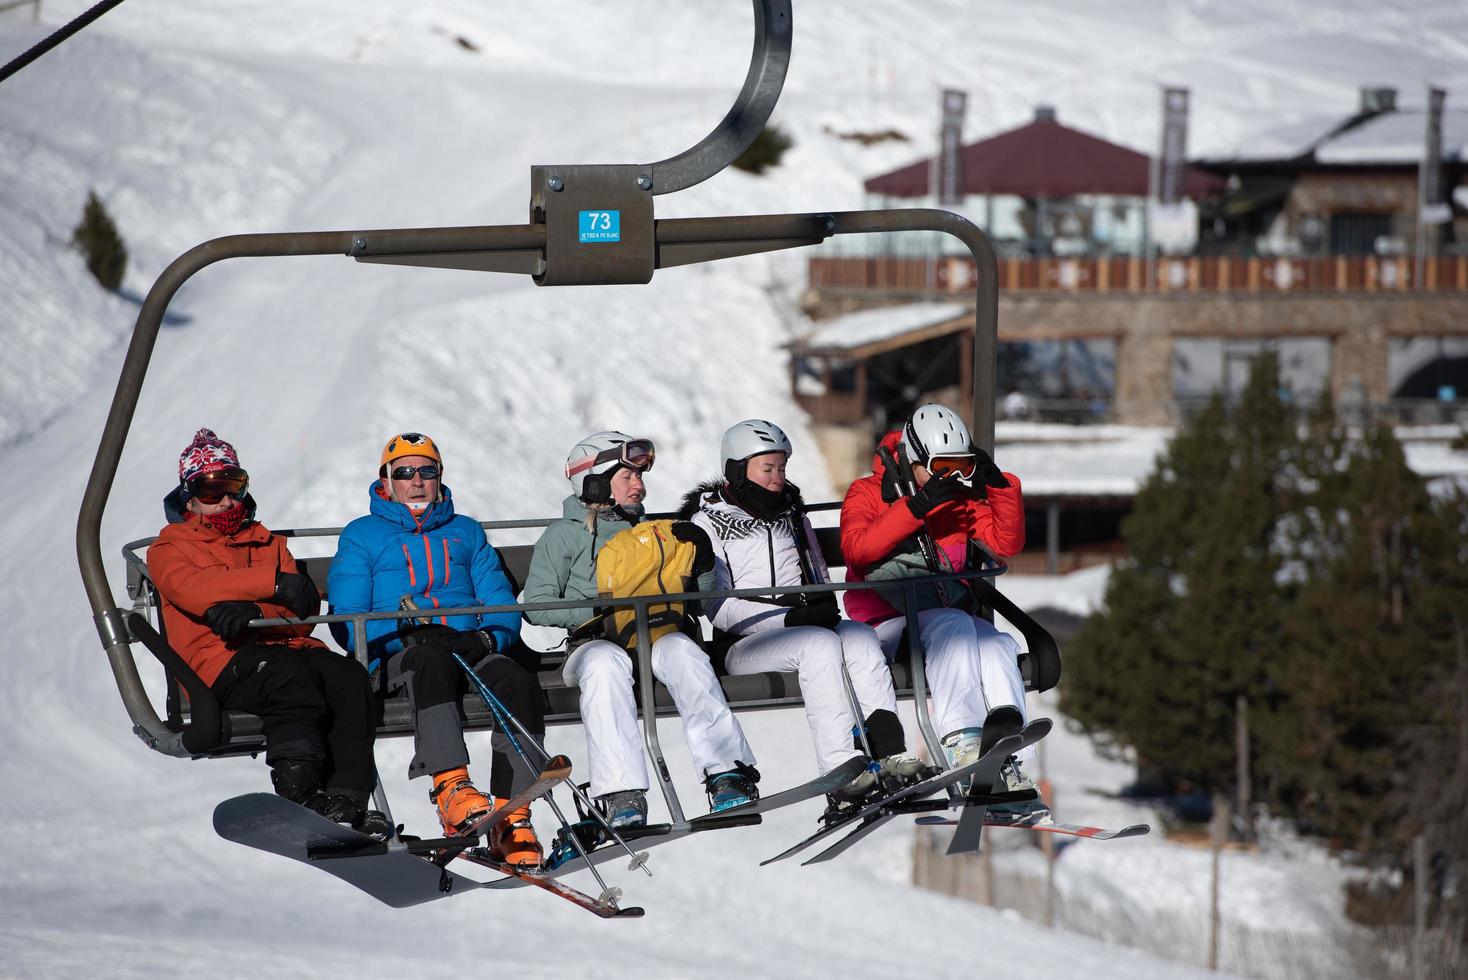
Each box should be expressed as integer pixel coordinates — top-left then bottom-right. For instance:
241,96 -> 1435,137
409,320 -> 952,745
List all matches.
972,447 -> 1010,490
784,602 -> 841,630
401,623 -> 461,649
671,521 -> 716,576
471,630 -> 498,657
880,465 -> 903,503
274,571 -> 321,619
204,601 -> 263,642
906,473 -> 967,518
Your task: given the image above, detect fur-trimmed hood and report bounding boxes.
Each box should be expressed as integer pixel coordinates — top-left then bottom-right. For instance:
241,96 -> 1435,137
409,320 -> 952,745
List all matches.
676,479 -> 725,520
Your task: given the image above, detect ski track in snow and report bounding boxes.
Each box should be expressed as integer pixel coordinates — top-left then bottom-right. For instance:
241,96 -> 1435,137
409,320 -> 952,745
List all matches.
0,1 -> 1442,975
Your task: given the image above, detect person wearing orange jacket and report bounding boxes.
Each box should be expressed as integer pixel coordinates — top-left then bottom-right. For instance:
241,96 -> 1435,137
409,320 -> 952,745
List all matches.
149,428 -> 385,834
840,404 -> 1046,821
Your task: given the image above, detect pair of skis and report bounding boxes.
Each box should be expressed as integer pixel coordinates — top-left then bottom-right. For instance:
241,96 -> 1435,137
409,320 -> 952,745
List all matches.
760,718 -> 1051,867
428,755 -> 645,918
906,707 -> 1150,846
487,755 -> 871,885
914,813 -> 1151,841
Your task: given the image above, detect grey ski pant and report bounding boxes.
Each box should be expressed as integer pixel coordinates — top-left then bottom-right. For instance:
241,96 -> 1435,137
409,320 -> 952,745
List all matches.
385,637 -> 544,798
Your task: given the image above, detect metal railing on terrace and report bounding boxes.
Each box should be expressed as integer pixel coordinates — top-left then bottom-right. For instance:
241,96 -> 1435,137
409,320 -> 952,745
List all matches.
809,254 -> 1468,295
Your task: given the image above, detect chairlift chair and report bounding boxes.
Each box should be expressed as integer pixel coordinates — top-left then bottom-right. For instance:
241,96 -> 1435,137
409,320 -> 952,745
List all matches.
76,0 -> 1058,829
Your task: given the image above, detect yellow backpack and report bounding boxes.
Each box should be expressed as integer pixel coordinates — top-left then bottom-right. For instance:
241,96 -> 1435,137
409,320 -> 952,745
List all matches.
595,519 -> 699,650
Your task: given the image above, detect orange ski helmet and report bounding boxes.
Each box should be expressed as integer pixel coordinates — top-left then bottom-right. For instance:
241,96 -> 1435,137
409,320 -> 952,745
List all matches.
379,431 -> 442,476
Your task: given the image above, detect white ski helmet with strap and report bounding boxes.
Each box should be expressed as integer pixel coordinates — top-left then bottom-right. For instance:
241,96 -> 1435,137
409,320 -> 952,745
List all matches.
565,430 -> 655,500
900,403 -> 972,464
720,419 -> 792,483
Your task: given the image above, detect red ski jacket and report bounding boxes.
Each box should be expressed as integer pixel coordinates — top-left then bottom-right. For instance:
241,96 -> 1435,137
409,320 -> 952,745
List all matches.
150,513 -> 324,686
840,430 -> 1025,625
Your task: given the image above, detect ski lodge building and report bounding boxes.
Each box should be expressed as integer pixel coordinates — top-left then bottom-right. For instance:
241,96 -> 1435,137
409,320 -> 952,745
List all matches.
794,91 -> 1468,573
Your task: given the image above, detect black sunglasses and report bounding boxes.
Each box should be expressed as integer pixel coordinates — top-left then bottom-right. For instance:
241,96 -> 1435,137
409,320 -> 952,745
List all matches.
390,464 -> 440,481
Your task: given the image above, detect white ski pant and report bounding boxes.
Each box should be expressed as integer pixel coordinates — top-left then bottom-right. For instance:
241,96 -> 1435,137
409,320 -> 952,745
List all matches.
562,634 -> 755,800
724,621 -> 898,775
874,608 -> 1034,764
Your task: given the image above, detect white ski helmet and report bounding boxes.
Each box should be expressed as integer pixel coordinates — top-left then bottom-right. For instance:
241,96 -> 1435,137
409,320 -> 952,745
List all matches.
564,430 -> 655,500
721,419 -> 792,482
900,403 -> 972,464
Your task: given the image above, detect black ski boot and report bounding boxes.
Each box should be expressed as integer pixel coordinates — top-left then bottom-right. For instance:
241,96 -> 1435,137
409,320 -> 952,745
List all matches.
305,793 -> 391,837
269,759 -> 323,805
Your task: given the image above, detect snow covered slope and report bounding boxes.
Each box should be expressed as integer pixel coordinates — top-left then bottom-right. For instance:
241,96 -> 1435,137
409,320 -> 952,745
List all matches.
1,2 -> 1455,976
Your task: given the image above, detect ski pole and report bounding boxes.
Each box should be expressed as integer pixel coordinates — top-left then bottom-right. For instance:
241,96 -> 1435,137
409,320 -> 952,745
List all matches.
451,653 -> 651,877
451,651 -> 648,863
787,509 -> 878,774
450,653 -> 624,899
835,652 -> 878,771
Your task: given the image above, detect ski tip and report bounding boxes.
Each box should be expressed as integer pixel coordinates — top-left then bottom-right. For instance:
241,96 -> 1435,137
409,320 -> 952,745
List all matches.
1023,716 -> 1054,739
615,906 -> 647,918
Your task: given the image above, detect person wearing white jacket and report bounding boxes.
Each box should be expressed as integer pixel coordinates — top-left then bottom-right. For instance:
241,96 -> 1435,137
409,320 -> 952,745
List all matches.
679,420 -> 927,804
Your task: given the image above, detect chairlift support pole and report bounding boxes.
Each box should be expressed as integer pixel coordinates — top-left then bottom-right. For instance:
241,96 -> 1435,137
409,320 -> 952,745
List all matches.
75,0 -> 1000,780
634,605 -> 685,826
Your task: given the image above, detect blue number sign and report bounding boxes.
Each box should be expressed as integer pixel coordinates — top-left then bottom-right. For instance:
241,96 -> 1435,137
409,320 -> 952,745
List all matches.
578,210 -> 621,243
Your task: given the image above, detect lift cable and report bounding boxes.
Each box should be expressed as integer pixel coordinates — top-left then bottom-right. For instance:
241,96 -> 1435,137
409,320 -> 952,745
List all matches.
0,0 -> 128,85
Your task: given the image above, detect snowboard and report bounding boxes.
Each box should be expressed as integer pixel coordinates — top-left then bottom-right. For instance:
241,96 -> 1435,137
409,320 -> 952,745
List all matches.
214,793 -> 485,909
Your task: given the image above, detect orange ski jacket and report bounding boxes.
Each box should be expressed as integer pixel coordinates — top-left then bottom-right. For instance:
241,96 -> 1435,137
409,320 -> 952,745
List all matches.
149,507 -> 324,686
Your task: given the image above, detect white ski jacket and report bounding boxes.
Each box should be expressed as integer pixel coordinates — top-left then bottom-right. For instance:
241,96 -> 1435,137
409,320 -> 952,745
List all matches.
689,488 -> 829,636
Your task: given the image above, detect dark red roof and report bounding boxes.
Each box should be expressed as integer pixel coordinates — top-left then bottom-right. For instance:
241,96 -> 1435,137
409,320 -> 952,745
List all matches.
864,115 -> 1224,199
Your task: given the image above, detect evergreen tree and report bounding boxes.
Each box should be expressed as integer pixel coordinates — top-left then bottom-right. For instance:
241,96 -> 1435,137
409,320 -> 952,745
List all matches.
71,189 -> 127,291
1271,422 -> 1441,851
1400,486 -> 1468,942
1064,354 -> 1297,794
732,125 -> 793,175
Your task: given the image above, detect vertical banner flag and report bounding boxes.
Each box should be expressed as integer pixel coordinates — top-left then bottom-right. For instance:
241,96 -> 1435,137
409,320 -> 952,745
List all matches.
1158,87 -> 1190,205
1420,87 -> 1450,225
937,88 -> 967,205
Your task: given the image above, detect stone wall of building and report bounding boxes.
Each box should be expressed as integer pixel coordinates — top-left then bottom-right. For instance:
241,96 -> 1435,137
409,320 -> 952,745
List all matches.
803,290 -> 1468,425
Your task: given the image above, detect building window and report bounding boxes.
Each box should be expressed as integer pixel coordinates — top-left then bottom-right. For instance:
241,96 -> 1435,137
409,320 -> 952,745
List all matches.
1328,212 -> 1394,255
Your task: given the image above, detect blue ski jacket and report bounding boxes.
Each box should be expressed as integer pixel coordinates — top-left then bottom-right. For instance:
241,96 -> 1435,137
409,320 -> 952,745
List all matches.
328,483 -> 520,668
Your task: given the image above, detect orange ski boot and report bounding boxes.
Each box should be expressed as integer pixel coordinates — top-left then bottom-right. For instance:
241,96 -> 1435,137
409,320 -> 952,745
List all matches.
486,798 -> 543,869
430,767 -> 492,836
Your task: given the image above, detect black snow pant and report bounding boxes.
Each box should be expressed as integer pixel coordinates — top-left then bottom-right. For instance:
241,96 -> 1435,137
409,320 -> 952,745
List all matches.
385,633 -> 546,799
210,643 -> 376,797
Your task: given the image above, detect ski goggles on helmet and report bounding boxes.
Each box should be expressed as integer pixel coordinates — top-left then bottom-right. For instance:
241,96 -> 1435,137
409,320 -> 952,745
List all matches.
389,463 -> 441,481
564,438 -> 656,480
185,467 -> 249,504
926,455 -> 978,480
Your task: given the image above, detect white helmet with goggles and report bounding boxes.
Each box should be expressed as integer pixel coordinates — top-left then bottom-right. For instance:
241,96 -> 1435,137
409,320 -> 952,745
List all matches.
900,404 -> 975,475
565,431 -> 656,502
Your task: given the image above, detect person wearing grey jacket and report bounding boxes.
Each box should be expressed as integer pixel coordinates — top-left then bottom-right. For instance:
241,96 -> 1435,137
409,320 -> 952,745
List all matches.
522,431 -> 758,829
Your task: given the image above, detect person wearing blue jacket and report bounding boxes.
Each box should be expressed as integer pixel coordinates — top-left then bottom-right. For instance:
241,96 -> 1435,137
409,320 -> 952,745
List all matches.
328,432 -> 544,866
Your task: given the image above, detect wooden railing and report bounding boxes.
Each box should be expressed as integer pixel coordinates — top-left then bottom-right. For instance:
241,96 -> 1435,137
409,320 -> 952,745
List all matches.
809,254 -> 1468,294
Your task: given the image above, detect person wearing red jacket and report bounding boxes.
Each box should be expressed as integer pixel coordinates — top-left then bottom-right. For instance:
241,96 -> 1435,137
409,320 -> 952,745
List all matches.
149,429 -> 385,834
840,404 -> 1045,820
